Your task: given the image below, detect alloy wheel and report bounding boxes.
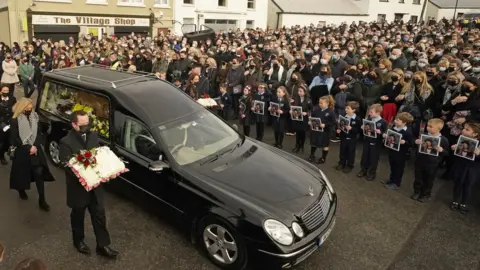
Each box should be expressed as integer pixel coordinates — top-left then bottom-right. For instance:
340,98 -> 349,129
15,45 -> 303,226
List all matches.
49,141 -> 60,165
203,224 -> 238,265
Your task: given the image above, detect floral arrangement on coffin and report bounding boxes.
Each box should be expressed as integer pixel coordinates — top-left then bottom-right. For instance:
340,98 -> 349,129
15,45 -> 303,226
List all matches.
72,104 -> 94,115
91,116 -> 110,138
197,94 -> 220,108
66,146 -> 129,191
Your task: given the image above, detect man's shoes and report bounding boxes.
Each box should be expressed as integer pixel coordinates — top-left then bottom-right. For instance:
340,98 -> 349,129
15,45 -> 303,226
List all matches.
450,201 -> 459,210
18,190 -> 28,200
459,204 -> 468,214
417,196 -> 430,203
342,167 -> 353,174
0,158 -> 7,165
39,200 -> 51,212
410,193 -> 420,200
292,147 -> 299,153
74,241 -> 91,255
307,155 -> 316,162
356,170 -> 367,178
96,246 -> 118,259
335,164 -> 344,171
366,173 -> 376,181
317,158 -> 326,164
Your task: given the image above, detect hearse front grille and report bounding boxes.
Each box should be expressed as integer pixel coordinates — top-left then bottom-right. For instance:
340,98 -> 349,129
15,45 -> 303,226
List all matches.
300,191 -> 331,231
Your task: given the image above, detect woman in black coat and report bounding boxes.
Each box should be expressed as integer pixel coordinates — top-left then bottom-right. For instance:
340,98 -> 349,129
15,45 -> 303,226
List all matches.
0,85 -> 15,164
9,97 -> 54,211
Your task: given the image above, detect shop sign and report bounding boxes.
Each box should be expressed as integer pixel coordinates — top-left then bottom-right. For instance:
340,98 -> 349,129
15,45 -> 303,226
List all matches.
32,15 -> 150,27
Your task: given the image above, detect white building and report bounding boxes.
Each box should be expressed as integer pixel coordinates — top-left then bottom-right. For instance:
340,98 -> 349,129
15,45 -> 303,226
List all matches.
173,0 -> 268,34
268,0 -> 427,28
426,0 -> 480,21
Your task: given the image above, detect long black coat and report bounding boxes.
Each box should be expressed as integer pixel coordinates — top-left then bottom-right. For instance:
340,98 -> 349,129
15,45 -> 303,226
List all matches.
59,130 -> 105,209
239,95 -> 254,126
9,118 -> 54,191
0,97 -> 16,151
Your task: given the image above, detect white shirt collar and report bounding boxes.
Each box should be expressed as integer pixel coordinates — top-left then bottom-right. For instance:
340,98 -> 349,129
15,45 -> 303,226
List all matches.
394,125 -> 407,132
346,113 -> 356,120
370,116 -> 382,122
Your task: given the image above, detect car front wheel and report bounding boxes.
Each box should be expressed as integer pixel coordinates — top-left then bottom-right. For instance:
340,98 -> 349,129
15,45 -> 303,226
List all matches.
198,215 -> 248,270
47,140 -> 61,166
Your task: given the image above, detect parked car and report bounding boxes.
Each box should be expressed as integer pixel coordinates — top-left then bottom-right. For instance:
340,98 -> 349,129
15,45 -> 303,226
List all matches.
36,65 -> 337,270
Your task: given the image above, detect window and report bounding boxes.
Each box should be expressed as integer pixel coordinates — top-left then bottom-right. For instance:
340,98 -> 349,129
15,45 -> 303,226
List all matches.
246,20 -> 254,28
394,13 -> 404,21
154,0 -> 168,6
412,0 -> 420,4
39,82 -> 110,138
377,14 -> 386,22
410,15 -> 418,23
379,0 -> 388,2
33,0 -> 72,3
183,0 -> 193,4
398,0 -> 404,3
123,119 -> 160,161
117,0 -> 144,6
247,0 -> 255,9
218,0 -> 227,7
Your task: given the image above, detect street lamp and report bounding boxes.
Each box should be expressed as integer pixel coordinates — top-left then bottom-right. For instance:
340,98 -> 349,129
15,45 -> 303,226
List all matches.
453,0 -> 459,20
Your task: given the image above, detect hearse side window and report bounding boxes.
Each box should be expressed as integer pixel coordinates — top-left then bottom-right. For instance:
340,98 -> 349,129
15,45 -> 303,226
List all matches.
39,81 -> 111,138
123,119 -> 161,161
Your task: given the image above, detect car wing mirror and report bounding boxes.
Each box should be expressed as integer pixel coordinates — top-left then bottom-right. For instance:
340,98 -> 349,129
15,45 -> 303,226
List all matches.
149,160 -> 170,172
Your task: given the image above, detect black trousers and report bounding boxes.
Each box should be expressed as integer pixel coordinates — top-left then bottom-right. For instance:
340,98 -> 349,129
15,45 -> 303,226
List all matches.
274,132 -> 284,145
23,80 -> 35,98
295,131 -> 306,149
31,166 -> 45,199
360,141 -> 381,172
388,153 -> 407,186
339,138 -> 356,168
453,168 -> 477,205
219,108 -> 230,121
256,123 -> 265,141
0,130 -> 10,158
6,83 -> 15,98
232,94 -> 241,116
413,163 -> 437,196
243,125 -> 251,137
70,193 -> 111,247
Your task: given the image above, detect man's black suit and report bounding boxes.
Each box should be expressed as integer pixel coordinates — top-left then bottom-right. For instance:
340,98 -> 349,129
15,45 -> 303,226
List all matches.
59,130 -> 110,248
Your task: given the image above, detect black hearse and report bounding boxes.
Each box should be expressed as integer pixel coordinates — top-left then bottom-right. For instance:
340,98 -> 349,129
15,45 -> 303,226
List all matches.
36,65 -> 337,269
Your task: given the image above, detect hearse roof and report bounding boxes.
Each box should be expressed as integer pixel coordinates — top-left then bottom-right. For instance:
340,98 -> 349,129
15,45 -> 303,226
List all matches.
43,65 -> 202,127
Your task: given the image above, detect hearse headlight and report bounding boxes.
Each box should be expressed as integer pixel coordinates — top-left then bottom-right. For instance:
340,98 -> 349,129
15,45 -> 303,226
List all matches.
291,222 -> 304,238
263,219 -> 294,246
319,169 -> 335,198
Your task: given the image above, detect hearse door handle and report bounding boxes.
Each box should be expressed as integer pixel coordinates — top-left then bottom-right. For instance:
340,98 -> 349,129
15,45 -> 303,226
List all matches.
119,157 -> 129,164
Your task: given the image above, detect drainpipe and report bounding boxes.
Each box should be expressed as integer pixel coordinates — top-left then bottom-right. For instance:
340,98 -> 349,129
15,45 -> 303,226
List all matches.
453,0 -> 459,20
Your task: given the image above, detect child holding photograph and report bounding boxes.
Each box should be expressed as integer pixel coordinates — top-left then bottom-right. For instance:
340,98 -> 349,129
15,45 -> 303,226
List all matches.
308,95 -> 336,164
292,85 -> 312,153
357,104 -> 388,181
239,85 -> 255,137
218,83 -> 232,121
336,101 -> 361,173
450,122 -> 480,214
413,118 -> 450,202
252,83 -> 271,141
270,86 -> 291,148
383,112 -> 414,190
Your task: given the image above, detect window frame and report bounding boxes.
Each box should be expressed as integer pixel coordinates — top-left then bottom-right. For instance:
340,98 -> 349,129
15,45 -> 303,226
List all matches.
121,117 -> 161,162
183,0 -> 194,5
33,0 -> 72,3
38,80 -> 112,140
412,0 -> 421,4
85,0 -> 108,5
246,20 -> 255,28
218,0 -> 227,7
379,0 -> 388,2
117,0 -> 145,7
247,0 -> 255,9
398,0 -> 405,3
153,0 -> 169,7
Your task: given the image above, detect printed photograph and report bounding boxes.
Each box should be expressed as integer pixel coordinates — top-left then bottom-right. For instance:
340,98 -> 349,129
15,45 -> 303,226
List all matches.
419,134 -> 440,157
310,117 -> 323,132
253,100 -> 265,115
362,119 -> 376,138
239,102 -> 246,114
384,129 -> 402,152
291,106 -> 303,121
339,115 -> 351,133
269,102 -> 280,117
454,135 -> 479,161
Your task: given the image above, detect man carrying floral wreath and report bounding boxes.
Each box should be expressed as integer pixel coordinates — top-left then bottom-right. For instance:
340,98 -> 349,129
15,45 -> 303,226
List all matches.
59,110 -> 118,259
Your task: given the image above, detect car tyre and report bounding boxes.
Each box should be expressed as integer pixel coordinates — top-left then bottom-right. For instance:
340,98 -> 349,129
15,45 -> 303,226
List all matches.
47,139 -> 61,167
197,215 -> 248,270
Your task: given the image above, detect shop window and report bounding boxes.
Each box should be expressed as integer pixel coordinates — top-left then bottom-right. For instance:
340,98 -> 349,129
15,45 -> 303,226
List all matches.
39,82 -> 111,138
117,0 -> 144,6
247,0 -> 255,9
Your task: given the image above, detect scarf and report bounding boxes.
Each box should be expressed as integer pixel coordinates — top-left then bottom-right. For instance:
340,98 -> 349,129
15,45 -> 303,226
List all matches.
443,85 -> 461,105
17,112 -> 38,146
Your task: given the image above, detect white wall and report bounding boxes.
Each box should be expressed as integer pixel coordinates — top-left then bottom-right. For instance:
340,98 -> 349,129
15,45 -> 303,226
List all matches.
367,0 -> 425,22
426,2 -> 480,20
173,0 -> 268,34
267,0 -> 281,29
279,14 -> 369,27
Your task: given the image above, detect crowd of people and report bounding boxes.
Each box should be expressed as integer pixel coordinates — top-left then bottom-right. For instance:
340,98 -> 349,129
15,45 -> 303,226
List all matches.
0,16 -> 480,268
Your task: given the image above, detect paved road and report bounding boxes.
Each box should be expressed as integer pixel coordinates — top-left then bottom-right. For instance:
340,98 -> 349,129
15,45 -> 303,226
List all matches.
1,87 -> 480,270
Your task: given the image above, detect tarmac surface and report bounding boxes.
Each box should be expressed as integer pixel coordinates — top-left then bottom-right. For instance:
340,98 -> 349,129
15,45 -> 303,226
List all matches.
1,87 -> 480,270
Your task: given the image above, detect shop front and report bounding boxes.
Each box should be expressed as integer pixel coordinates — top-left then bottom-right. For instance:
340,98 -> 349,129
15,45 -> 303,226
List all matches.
27,12 -> 152,41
